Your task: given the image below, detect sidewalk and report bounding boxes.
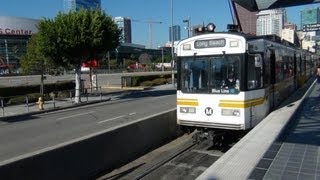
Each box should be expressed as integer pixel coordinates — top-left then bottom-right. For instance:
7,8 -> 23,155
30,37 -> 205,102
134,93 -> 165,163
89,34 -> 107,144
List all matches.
0,88 -> 130,120
0,84 -> 175,121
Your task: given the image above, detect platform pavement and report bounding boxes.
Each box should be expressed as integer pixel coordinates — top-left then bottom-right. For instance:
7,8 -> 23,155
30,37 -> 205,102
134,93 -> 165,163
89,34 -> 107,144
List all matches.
248,80 -> 320,180
197,78 -> 319,180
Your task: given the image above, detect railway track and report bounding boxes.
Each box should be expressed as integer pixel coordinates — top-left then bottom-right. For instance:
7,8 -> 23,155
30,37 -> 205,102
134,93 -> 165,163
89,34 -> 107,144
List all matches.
96,131 -> 243,180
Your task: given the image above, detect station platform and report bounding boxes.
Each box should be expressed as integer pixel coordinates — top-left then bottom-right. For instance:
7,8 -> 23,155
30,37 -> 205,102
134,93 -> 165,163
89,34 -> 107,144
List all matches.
197,78 -> 320,180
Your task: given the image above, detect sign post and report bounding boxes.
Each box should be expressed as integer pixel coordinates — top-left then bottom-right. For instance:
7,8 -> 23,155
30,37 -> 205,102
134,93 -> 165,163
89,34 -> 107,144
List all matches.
302,23 -> 320,32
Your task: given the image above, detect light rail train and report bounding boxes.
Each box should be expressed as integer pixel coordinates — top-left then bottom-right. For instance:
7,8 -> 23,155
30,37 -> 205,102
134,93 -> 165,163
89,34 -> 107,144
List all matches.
176,24 -> 319,140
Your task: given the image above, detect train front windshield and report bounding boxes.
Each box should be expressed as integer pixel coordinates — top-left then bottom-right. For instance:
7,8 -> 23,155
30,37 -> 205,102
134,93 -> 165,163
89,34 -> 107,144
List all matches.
179,54 -> 242,94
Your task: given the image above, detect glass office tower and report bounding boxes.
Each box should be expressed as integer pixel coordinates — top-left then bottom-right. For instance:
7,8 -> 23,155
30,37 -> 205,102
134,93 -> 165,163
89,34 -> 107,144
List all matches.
301,8 -> 320,26
301,7 -> 320,36
64,0 -> 101,12
114,17 -> 132,43
169,25 -> 181,42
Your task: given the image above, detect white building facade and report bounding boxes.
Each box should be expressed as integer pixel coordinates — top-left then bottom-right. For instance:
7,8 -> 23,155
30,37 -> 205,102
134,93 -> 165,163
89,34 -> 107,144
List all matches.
256,9 -> 286,36
114,17 -> 132,44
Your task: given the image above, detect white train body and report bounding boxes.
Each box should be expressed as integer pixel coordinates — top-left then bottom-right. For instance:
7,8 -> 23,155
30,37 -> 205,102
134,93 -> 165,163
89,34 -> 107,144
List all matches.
176,32 -> 316,131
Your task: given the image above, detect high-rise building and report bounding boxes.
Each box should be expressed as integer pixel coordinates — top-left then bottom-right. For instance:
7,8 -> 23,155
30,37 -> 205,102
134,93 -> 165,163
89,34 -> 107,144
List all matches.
301,7 -> 320,36
301,7 -> 320,27
256,9 -> 286,36
281,24 -> 297,44
300,7 -> 320,52
64,0 -> 101,12
234,3 -> 257,35
169,25 -> 181,42
113,17 -> 132,44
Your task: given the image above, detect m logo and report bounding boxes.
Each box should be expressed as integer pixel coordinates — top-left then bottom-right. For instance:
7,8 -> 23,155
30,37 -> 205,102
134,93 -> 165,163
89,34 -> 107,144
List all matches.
205,107 -> 213,116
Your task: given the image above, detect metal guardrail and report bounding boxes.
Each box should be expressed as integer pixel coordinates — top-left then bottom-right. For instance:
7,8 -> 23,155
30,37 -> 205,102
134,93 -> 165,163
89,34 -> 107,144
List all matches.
0,87 -> 105,117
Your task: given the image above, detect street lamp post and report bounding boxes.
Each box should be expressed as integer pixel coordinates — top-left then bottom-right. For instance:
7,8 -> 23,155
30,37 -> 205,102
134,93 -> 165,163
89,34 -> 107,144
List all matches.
171,0 -> 174,87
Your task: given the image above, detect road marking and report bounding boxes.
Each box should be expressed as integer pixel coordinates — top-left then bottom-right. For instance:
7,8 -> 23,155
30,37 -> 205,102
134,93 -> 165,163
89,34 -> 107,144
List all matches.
97,115 -> 126,124
98,112 -> 136,124
57,111 -> 96,120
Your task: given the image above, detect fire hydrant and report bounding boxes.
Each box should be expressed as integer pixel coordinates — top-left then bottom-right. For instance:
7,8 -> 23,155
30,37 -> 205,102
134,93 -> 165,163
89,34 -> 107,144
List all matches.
37,97 -> 44,110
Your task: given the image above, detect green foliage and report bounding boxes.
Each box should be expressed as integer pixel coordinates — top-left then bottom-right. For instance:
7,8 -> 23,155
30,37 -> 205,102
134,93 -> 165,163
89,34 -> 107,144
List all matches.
1,81 -> 75,105
109,59 -> 118,69
57,91 -> 72,98
151,78 -> 167,85
0,81 -> 74,98
139,78 -> 168,87
124,59 -> 135,68
140,81 -> 153,87
36,9 -> 120,103
8,93 -> 42,105
20,34 -> 56,75
131,75 -> 171,86
37,9 -> 120,68
139,53 -> 152,64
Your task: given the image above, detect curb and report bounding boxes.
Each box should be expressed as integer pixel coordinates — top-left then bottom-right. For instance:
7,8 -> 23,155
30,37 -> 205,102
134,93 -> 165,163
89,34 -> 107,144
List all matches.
102,86 -> 148,91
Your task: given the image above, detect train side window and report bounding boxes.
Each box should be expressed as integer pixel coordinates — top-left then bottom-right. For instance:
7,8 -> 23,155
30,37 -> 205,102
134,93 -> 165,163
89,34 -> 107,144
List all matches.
247,54 -> 263,89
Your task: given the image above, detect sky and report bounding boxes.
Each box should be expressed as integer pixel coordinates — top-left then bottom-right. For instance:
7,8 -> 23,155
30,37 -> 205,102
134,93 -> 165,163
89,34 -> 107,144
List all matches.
0,0 -> 318,48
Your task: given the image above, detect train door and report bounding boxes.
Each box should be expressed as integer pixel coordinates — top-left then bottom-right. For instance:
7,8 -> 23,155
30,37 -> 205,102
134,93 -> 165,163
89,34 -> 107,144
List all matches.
246,53 -> 264,126
268,49 -> 276,111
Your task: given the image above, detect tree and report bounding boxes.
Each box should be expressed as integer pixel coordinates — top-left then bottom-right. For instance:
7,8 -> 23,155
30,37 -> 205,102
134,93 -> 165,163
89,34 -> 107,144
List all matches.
21,34 -> 44,75
21,34 -> 56,95
37,9 -> 120,103
139,53 -> 152,64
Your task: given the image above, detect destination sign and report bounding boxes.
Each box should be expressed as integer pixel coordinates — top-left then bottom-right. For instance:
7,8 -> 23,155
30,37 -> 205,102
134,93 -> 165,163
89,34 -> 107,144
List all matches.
194,39 -> 226,49
302,23 -> 320,32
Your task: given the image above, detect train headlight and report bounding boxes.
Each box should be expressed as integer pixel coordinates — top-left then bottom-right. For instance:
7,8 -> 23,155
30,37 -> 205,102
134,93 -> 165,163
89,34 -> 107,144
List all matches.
229,41 -> 239,47
183,44 -> 191,50
221,109 -> 240,117
180,107 -> 196,114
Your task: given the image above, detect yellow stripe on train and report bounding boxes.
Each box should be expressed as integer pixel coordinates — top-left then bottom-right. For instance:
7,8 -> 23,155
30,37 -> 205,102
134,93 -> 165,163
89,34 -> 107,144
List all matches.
219,97 -> 265,108
177,98 -> 199,106
177,97 -> 265,108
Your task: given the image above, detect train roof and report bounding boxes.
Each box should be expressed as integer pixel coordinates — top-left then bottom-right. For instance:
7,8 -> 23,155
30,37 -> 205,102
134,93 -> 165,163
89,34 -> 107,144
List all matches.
178,31 -> 300,50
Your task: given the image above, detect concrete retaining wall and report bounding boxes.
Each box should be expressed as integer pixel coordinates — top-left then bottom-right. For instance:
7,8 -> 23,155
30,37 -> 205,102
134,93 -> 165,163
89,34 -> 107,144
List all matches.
0,109 -> 179,180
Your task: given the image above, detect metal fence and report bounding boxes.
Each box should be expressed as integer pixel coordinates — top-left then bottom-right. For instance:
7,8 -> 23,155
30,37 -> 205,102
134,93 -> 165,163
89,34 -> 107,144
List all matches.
0,87 -> 108,117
